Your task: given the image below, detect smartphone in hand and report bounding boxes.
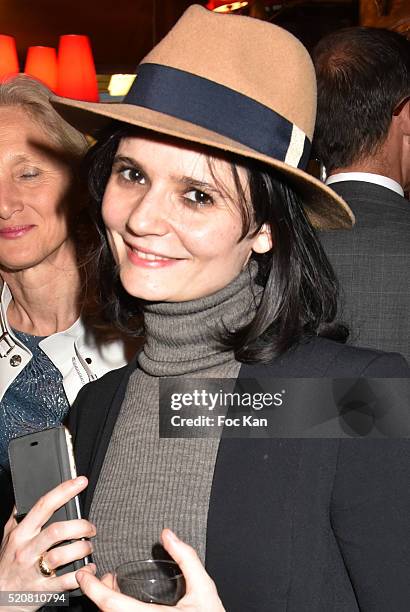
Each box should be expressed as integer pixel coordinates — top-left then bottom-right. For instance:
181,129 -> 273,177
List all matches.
8,425 -> 89,576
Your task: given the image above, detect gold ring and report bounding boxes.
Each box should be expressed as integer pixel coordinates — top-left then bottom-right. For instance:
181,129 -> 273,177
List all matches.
38,554 -> 55,577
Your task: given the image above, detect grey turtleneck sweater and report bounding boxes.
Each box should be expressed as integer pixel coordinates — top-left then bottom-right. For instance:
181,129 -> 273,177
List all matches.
89,265 -> 260,575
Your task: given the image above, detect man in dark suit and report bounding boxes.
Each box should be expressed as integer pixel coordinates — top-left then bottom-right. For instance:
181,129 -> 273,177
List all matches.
312,28 -> 410,361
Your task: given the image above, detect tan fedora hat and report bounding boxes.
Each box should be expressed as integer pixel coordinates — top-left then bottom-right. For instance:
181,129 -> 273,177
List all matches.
51,4 -> 354,230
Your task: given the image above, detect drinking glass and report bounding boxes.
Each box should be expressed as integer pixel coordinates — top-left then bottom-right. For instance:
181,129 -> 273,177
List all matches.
115,559 -> 185,605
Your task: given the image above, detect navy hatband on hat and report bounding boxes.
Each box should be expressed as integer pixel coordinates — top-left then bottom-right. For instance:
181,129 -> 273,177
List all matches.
125,63 -> 311,170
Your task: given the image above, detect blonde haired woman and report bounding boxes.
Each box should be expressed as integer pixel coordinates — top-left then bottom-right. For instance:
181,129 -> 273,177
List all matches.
0,76 -> 134,527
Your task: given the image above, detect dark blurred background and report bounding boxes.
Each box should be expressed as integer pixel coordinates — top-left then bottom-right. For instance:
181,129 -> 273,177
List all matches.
0,0 -> 408,89
2,0 -> 409,72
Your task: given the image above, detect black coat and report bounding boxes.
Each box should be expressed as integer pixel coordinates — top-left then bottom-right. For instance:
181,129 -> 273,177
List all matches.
67,337 -> 410,612
320,181 -> 410,363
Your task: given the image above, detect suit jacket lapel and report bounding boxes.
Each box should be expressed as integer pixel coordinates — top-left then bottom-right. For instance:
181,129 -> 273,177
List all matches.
70,360 -> 136,517
84,370 -> 133,516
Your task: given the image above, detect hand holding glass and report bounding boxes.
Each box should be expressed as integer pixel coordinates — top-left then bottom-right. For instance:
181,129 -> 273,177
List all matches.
116,559 -> 185,605
76,529 -> 226,611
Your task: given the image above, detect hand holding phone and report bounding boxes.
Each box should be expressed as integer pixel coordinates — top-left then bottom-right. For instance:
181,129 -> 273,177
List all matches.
0,477 -> 96,611
8,426 -> 90,576
9,427 -> 80,522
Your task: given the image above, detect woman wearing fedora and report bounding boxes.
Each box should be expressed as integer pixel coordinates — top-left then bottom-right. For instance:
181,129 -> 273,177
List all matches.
1,6 -> 410,612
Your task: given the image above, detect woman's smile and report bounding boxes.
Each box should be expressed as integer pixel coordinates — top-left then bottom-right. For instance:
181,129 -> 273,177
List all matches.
125,242 -> 183,267
0,224 -> 35,239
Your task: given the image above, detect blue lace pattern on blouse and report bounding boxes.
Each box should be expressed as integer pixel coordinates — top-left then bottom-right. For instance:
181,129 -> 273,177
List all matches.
0,329 -> 69,470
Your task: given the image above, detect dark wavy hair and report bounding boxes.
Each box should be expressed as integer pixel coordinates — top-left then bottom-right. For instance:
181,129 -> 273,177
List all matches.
86,123 -> 348,363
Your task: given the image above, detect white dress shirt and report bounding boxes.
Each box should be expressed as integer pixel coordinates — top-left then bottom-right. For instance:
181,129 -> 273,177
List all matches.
326,172 -> 404,197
